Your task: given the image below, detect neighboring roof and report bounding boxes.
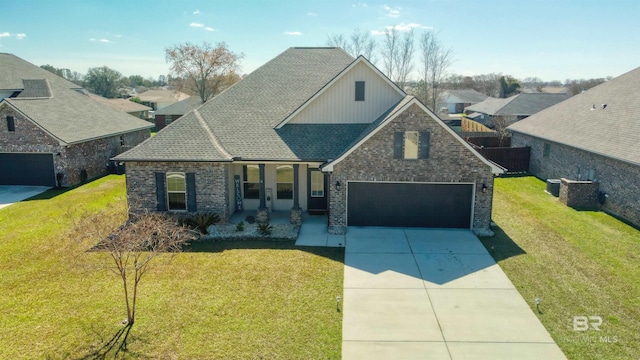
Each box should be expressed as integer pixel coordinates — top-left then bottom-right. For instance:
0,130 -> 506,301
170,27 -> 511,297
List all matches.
323,96 -> 504,175
136,89 -> 190,104
155,96 -> 202,116
1,53 -> 153,145
443,89 -> 488,104
87,93 -> 152,113
465,93 -> 569,116
0,53 -> 82,91
508,66 -> 640,166
116,47 -> 359,162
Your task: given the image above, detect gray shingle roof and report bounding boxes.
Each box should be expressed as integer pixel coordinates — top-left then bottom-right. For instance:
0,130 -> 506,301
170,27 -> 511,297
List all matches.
0,53 -> 82,90
1,53 -> 153,145
465,93 -> 568,116
154,96 -> 202,116
444,89 -> 488,103
508,66 -> 640,166
116,47 -> 359,162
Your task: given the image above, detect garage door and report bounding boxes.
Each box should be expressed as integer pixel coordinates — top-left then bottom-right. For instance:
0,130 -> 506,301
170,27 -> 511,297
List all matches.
347,182 -> 473,228
0,153 -> 56,186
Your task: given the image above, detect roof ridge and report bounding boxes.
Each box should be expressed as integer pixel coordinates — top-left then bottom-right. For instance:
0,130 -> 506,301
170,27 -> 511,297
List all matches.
193,109 -> 232,160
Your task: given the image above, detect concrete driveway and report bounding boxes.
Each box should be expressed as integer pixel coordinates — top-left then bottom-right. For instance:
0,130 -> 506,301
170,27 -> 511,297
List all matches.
342,227 -> 567,360
0,185 -> 50,210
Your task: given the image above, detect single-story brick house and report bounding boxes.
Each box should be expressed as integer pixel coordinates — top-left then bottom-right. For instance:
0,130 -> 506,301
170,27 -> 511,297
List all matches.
508,66 -> 640,227
0,53 -> 153,187
465,93 -> 568,128
115,47 -> 502,234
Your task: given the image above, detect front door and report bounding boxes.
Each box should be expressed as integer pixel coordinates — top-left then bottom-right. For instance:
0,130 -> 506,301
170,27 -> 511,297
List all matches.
307,169 -> 328,213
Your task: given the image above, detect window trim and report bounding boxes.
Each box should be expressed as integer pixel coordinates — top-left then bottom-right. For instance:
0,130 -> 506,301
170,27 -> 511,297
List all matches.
7,116 -> 15,132
543,143 -> 551,158
403,131 -> 419,159
276,165 -> 293,200
166,172 -> 187,211
310,170 -> 325,198
243,165 -> 260,199
355,81 -> 365,101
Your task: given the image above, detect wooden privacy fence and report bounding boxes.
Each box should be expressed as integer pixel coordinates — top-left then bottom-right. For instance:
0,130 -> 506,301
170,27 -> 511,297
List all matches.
477,146 -> 530,173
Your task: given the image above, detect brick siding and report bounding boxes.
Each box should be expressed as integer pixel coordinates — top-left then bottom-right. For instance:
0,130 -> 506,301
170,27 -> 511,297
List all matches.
328,103 -> 495,234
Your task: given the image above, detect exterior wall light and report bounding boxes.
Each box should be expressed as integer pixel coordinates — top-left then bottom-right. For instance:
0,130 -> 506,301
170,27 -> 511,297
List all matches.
335,181 -> 341,191
482,184 -> 488,193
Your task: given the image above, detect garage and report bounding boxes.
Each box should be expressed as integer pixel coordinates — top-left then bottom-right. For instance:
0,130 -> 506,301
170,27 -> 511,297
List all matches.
347,182 -> 473,228
0,153 -> 56,186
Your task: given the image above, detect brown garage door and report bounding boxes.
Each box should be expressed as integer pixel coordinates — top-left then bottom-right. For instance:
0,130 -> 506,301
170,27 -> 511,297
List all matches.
0,153 -> 56,186
347,182 -> 473,228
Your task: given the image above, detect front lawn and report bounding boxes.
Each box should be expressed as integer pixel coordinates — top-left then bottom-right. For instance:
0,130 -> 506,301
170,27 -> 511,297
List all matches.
0,175 -> 344,359
482,176 -> 640,360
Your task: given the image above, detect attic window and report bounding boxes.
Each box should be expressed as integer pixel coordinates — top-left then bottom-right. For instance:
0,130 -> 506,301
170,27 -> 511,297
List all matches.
355,81 -> 365,101
6,116 -> 15,132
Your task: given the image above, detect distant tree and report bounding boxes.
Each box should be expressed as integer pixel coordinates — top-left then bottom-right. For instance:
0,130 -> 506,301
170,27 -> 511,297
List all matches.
127,75 -> 147,88
165,41 -> 243,103
326,29 -> 377,61
85,66 -> 123,98
128,97 -> 142,104
394,28 -> 415,89
474,73 -> 502,97
499,75 -> 521,98
418,30 -> 453,110
380,27 -> 399,82
157,75 -> 167,86
40,64 -> 84,86
564,78 -> 608,96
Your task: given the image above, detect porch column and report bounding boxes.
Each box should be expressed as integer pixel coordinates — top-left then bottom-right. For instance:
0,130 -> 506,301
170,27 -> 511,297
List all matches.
258,164 -> 266,210
292,164 -> 300,210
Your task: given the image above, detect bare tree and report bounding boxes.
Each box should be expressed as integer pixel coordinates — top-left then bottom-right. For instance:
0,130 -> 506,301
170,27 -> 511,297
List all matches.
418,30 -> 454,110
77,211 -> 196,357
165,41 -> 243,103
349,29 -> 376,61
327,29 -> 377,62
394,29 -> 415,89
490,115 -> 512,146
381,27 -> 399,82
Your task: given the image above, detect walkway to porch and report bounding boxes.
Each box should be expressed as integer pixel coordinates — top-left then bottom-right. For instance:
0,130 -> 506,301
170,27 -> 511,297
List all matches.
227,211 -> 345,247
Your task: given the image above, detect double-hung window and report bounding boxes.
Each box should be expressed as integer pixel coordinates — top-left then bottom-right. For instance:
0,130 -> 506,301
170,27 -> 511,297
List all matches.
243,165 -> 260,199
6,116 -> 15,132
166,172 -> 186,210
276,165 -> 293,199
394,131 -> 430,159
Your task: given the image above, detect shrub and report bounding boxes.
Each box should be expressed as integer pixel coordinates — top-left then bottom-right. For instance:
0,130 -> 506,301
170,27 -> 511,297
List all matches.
185,212 -> 220,234
236,221 -> 244,232
257,223 -> 272,236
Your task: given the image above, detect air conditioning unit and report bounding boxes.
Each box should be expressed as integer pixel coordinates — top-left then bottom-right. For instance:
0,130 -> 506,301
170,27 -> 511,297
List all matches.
546,179 -> 561,197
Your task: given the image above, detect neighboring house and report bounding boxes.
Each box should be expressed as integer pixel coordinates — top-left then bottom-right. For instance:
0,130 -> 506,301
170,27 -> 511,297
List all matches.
115,47 -> 502,235
465,93 -> 569,127
86,92 -> 152,119
136,89 -> 190,111
0,53 -> 153,187
440,89 -> 488,114
508,66 -> 640,227
154,96 -> 202,130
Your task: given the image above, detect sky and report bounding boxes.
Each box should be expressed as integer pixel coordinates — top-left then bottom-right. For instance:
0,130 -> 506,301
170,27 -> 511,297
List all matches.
2,0 -> 639,82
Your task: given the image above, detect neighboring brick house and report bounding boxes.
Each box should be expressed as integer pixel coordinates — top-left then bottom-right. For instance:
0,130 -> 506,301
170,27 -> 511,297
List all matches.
115,47 -> 502,234
0,53 -> 153,187
508,66 -> 640,227
154,96 -> 202,130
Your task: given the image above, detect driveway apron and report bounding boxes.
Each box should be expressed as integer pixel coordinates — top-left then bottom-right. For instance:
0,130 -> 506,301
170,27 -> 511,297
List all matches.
342,227 -> 567,360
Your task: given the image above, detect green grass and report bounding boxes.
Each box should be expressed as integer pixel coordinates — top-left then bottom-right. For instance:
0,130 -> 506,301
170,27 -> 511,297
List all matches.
481,176 -> 640,360
0,175 -> 344,359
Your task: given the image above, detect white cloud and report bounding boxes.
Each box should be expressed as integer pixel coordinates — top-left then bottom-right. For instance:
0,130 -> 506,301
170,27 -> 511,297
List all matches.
89,38 -> 111,43
371,23 -> 430,35
205,27 -> 215,31
190,22 -> 204,28
193,9 -> 200,15
284,31 -> 302,36
99,38 -> 110,43
382,4 -> 400,17
307,12 -> 317,16
0,32 -> 10,38
15,33 -> 27,40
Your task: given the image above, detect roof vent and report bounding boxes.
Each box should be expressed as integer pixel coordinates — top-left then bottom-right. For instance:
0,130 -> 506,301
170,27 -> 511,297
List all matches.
602,103 -> 607,109
590,104 -> 596,110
